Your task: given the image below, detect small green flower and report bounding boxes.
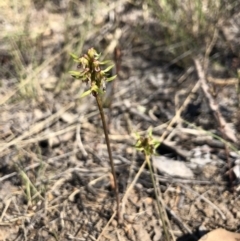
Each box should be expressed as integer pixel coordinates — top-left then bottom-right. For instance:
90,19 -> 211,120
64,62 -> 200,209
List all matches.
135,128 -> 160,156
87,48 -> 97,59
69,48 -> 116,97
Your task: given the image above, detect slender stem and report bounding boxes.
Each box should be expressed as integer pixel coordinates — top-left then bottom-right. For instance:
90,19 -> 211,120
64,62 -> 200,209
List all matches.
146,154 -> 173,241
95,94 -> 120,222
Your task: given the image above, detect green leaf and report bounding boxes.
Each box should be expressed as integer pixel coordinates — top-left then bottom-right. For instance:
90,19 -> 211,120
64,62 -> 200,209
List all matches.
70,53 -> 79,60
106,75 -> 117,82
147,127 -> 153,137
99,60 -> 111,65
94,52 -> 101,60
91,84 -> 99,92
102,64 -> 114,73
134,132 -> 141,139
80,89 -> 92,98
153,141 -> 160,150
69,71 -> 85,79
69,71 -> 81,76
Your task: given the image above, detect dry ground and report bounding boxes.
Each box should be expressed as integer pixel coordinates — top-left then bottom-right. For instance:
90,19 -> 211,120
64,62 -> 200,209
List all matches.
1,0 -> 240,240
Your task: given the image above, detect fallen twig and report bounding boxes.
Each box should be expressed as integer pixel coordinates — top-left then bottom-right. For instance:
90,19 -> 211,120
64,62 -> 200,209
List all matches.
194,58 -> 237,143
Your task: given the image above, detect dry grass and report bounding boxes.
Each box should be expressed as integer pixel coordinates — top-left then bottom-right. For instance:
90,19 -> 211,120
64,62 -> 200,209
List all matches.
1,0 -> 240,240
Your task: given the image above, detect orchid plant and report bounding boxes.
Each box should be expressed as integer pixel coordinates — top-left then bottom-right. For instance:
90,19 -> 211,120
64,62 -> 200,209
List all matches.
69,48 -> 120,221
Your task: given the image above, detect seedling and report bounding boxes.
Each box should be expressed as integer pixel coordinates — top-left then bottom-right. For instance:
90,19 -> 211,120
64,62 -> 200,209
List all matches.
69,48 -> 120,221
135,128 -> 174,241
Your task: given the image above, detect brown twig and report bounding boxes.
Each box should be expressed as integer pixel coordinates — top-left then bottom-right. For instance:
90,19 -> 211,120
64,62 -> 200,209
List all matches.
194,58 -> 237,187
194,58 -> 237,143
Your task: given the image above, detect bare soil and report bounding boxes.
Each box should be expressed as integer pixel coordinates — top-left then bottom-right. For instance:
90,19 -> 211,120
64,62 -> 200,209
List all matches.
1,1 -> 240,240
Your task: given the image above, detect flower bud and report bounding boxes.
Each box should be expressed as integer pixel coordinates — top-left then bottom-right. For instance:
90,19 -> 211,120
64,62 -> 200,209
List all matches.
80,57 -> 89,68
88,48 -> 97,59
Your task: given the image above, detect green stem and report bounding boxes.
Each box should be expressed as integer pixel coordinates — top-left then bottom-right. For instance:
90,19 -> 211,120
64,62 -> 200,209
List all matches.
95,94 -> 120,222
146,154 -> 173,241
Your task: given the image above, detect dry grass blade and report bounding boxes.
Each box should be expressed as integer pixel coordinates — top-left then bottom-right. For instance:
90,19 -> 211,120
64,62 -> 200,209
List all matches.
76,122 -> 88,159
121,159 -> 147,219
1,0 -> 240,240
180,184 -> 226,220
0,102 -> 75,155
0,198 -> 12,222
